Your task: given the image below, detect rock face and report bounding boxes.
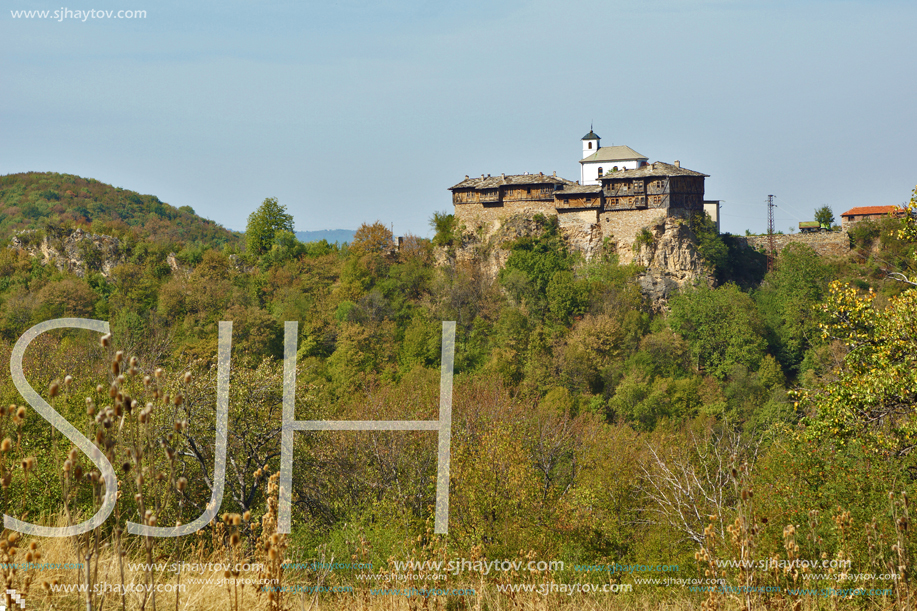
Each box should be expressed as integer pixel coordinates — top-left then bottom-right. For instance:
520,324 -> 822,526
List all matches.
450,211 -> 709,307
557,210 -> 604,260
10,228 -> 124,278
633,217 -> 712,308
453,213 -> 547,280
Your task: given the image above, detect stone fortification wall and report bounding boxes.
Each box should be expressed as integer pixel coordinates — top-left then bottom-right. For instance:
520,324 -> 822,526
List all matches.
739,231 -> 850,257
557,210 -> 602,259
600,208 -> 671,263
454,200 -> 556,233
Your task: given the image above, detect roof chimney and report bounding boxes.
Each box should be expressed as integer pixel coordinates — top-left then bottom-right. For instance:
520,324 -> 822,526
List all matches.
674,160 -> 680,168
465,175 -> 469,179
553,171 -> 556,177
501,173 -> 505,179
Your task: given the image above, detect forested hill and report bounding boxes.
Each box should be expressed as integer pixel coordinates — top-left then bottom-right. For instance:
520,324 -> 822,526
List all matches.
0,172 -> 240,248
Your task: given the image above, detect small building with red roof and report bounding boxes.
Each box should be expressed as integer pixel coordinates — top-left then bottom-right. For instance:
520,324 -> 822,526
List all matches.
839,205 -> 906,229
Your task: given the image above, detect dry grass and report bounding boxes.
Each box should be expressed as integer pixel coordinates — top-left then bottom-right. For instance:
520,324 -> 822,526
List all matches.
15,528 -> 908,611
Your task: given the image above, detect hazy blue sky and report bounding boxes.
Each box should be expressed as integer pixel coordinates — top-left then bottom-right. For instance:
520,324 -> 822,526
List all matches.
2,0 -> 915,237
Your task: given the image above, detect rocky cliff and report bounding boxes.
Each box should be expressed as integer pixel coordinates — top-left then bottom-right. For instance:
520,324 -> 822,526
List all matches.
10,228 -> 124,278
449,213 -> 544,279
450,212 -> 710,307
632,216 -> 712,307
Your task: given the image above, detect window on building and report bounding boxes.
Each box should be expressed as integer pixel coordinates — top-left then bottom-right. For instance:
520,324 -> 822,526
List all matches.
588,142 -> 593,149
597,167 -> 603,177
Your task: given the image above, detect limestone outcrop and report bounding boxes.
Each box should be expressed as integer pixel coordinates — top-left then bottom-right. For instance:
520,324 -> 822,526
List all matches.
10,228 -> 124,278
450,214 -> 713,309
453,214 -> 545,280
451,212 -> 710,308
557,211 -> 604,260
633,216 -> 712,308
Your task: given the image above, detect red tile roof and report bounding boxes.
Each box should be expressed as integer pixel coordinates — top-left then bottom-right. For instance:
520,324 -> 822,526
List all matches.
840,206 -> 903,218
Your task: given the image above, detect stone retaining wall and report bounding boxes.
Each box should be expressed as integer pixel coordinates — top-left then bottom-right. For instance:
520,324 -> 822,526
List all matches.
454,200 -> 556,232
738,231 -> 850,257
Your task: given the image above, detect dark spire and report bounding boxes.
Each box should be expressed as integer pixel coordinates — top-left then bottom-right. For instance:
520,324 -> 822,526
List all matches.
582,126 -> 600,140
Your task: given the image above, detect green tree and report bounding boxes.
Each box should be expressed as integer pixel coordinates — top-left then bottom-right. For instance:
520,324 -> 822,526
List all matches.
814,205 -> 835,229
262,229 -> 306,267
546,270 -> 586,324
798,281 -> 917,456
429,211 -> 456,249
499,216 -> 573,311
754,243 -> 833,376
246,197 -> 294,255
667,283 -> 767,380
688,213 -> 728,276
901,186 -> 917,243
892,186 -> 917,285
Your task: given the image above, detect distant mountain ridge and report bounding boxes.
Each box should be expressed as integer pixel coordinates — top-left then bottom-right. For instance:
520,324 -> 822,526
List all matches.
295,229 -> 355,244
0,172 -> 240,248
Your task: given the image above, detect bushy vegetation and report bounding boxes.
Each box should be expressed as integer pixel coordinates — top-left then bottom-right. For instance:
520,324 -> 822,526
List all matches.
0,172 -> 241,249
1,179 -> 916,609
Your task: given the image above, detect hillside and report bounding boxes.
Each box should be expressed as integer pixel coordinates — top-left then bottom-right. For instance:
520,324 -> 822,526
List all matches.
0,184 -> 914,609
0,172 -> 240,248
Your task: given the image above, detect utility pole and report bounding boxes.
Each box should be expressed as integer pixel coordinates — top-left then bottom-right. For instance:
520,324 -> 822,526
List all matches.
767,195 -> 776,271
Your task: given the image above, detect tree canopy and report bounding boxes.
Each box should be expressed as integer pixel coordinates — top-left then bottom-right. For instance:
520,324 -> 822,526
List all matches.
667,283 -> 767,380
814,204 -> 835,228
246,197 -> 294,255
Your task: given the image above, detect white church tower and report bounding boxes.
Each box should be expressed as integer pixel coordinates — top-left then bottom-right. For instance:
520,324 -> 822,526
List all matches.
582,128 -> 600,160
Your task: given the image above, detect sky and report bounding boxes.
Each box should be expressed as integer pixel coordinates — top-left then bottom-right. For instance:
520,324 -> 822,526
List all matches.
2,0 -> 916,237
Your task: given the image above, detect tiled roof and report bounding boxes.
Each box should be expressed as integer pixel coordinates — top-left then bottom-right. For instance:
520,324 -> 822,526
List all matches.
555,184 -> 602,195
580,145 -> 648,164
599,161 -> 707,178
449,173 -> 575,190
840,206 -> 904,218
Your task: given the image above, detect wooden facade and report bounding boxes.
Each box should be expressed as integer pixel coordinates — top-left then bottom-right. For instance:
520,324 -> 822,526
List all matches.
450,173 -> 566,208
449,163 -> 708,242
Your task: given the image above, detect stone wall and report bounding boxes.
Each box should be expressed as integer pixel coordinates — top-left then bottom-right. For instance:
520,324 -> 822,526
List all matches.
599,208 -> 669,263
454,200 -> 557,233
739,231 -> 850,257
557,209 -> 602,259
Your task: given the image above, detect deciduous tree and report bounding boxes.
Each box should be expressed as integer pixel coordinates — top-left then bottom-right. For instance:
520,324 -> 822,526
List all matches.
814,205 -> 835,228
246,197 -> 294,256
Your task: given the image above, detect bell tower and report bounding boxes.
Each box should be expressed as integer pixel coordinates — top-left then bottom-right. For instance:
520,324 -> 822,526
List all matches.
582,127 -> 600,159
